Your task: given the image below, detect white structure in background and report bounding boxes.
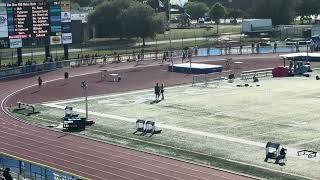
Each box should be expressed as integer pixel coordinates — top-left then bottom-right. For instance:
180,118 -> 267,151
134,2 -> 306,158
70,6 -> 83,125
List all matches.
241,19 -> 273,35
170,0 -> 188,7
71,13 -> 88,23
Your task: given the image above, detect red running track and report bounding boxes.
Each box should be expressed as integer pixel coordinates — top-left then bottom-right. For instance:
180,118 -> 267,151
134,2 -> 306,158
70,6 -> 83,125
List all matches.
0,55 -> 299,180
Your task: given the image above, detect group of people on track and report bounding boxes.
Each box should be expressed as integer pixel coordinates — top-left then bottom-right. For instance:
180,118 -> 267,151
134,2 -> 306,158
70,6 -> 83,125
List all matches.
154,83 -> 164,101
37,72 -> 69,89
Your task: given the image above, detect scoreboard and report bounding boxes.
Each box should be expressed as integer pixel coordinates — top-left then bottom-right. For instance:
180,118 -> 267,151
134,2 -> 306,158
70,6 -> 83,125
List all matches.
0,1 -> 72,49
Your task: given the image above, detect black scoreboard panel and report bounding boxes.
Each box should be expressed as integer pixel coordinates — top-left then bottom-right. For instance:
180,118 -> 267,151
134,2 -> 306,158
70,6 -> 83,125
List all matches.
0,1 -> 71,48
7,2 -> 50,39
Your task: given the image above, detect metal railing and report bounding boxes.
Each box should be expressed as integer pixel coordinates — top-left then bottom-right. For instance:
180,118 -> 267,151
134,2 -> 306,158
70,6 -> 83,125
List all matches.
241,68 -> 274,81
0,153 -> 81,180
0,44 -> 311,79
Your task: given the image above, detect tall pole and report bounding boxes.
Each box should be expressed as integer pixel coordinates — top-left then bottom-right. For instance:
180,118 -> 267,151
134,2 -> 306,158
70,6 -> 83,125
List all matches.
55,45 -> 58,60
170,35 -> 174,71
81,81 -> 88,120
0,51 -> 2,67
85,89 -> 88,120
194,31 -> 197,46
156,38 -> 158,50
31,42 -> 35,61
307,44 -> 309,62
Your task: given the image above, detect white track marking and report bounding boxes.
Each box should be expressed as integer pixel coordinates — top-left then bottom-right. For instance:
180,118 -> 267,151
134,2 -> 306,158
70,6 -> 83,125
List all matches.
43,103 -> 319,162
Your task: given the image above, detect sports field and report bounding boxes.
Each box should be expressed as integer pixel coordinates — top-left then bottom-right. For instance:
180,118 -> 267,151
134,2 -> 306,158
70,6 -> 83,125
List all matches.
25,73 -> 320,179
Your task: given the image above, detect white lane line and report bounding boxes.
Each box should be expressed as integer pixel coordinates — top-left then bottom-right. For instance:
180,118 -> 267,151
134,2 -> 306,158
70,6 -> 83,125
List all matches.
43,103 -> 320,162
0,126 -> 190,180
46,84 -> 193,105
42,104 -> 265,147
0,142 -> 129,180
1,114 -> 250,180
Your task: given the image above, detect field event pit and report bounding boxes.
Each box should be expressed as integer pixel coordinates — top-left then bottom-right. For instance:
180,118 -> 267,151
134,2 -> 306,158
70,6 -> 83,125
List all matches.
41,76 -> 320,179
168,63 -> 223,74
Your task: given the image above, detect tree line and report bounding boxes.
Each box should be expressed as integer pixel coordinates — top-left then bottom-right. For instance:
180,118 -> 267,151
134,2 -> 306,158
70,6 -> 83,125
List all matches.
82,0 -> 320,42
186,0 -> 320,25
88,0 -> 166,46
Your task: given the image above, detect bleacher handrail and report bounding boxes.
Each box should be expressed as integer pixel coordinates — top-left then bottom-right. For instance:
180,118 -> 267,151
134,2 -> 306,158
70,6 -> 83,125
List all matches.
0,44 -> 312,79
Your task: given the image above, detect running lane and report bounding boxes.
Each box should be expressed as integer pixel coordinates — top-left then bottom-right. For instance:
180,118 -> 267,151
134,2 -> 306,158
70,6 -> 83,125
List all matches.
0,55 -> 287,180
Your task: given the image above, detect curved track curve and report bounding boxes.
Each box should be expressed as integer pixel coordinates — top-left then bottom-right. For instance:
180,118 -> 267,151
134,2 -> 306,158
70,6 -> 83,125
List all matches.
0,56 -> 288,180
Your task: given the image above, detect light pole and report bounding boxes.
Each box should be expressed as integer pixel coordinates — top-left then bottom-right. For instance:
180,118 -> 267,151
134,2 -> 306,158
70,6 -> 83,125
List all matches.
31,42 -> 35,61
81,81 -> 88,120
307,44 -> 309,62
194,31 -> 197,46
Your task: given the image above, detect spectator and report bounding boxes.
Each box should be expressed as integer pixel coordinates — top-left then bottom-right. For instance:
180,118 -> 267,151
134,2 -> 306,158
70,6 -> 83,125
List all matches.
187,48 -> 192,62
113,52 -> 117,63
274,42 -> 278,53
141,49 -> 145,60
117,54 -> 121,63
224,44 -> 228,55
194,45 -> 198,56
295,43 -> 300,52
251,43 -> 255,54
256,43 -> 260,54
182,50 -> 186,63
103,54 -> 107,65
162,52 -> 167,64
239,44 -> 243,55
3,168 -> 13,180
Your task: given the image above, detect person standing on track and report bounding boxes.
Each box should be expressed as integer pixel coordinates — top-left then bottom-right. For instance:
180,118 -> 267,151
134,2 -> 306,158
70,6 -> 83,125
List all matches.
154,83 -> 160,101
161,83 -> 165,100
64,72 -> 69,80
38,76 -> 42,89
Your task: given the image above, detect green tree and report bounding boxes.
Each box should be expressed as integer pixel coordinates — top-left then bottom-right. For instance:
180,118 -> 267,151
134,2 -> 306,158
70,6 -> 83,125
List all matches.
90,0 -> 107,7
70,0 -> 92,7
184,2 -> 209,20
88,0 -> 132,38
70,2 -> 80,11
122,3 -> 166,46
227,8 -> 247,24
209,3 -> 227,34
255,0 -> 298,25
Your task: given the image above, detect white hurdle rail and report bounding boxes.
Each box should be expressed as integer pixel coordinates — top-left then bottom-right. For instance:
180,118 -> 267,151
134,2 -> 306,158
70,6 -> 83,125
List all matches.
241,68 -> 273,81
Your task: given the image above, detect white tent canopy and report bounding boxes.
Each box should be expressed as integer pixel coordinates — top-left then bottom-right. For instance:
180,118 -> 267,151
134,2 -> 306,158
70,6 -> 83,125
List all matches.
170,0 -> 188,7
280,52 -> 320,59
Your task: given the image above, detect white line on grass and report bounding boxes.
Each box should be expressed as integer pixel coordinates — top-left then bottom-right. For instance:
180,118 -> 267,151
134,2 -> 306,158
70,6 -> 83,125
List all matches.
43,103 -> 320,162
46,84 -> 194,105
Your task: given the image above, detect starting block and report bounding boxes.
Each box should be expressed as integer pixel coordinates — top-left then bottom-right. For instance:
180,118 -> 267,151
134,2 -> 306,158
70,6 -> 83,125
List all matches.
133,119 -> 162,137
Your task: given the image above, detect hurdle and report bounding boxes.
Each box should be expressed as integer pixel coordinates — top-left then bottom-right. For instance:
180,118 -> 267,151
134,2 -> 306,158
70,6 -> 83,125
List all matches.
241,68 -> 273,81
15,102 -> 39,116
192,73 -> 225,87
